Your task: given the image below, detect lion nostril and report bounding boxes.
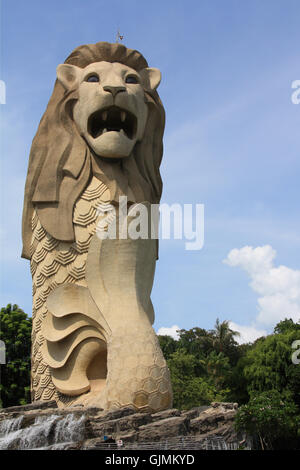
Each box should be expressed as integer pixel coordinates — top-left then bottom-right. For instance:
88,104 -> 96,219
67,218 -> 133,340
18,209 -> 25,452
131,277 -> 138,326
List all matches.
103,85 -> 126,97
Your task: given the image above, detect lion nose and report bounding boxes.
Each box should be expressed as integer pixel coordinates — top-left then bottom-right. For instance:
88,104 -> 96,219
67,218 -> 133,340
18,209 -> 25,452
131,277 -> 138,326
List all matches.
103,85 -> 126,98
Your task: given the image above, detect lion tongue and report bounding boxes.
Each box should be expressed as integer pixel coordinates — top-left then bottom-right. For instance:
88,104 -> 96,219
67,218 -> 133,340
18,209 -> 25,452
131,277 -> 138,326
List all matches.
100,128 -> 126,137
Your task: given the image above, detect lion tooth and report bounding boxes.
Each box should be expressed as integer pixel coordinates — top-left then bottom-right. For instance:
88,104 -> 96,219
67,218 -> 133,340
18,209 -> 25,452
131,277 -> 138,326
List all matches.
102,111 -> 108,121
102,128 -> 107,134
121,111 -> 126,122
120,129 -> 126,137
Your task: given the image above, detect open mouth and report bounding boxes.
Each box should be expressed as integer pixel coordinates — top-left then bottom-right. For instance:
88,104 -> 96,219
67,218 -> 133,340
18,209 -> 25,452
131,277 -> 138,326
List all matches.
88,106 -> 137,140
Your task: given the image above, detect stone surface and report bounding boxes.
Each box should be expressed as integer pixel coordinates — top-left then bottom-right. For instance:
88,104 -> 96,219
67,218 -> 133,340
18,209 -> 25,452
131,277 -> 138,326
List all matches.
21,41 -> 172,412
0,400 -> 57,414
151,408 -> 181,422
189,403 -> 239,439
89,412 -> 152,437
115,430 -> 138,443
91,405 -> 136,423
138,416 -> 190,441
0,402 -> 251,450
211,401 -> 238,410
181,406 -> 210,420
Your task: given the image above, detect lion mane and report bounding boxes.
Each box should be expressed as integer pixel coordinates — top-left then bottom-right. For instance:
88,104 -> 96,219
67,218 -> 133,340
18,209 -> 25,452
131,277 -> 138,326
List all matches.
22,41 -> 165,259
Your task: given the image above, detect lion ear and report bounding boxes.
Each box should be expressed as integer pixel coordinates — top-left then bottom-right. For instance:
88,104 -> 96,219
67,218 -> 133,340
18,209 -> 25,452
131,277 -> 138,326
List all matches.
56,64 -> 81,90
140,67 -> 161,91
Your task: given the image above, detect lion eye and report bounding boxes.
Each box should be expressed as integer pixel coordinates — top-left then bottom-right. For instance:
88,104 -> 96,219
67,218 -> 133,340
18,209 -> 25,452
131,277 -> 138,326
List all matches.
86,75 -> 99,83
125,75 -> 139,84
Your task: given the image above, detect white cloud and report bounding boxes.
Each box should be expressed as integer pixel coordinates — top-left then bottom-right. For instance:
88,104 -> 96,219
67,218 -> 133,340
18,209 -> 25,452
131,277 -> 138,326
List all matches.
157,325 -> 180,340
224,245 -> 300,336
229,321 -> 267,344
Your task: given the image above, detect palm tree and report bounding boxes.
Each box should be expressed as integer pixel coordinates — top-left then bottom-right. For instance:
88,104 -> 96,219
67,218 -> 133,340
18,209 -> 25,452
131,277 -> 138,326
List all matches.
205,350 -> 230,389
210,318 -> 240,354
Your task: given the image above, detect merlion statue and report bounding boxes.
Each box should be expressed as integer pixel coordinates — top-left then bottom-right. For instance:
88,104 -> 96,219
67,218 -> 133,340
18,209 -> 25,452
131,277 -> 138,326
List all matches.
21,42 -> 173,411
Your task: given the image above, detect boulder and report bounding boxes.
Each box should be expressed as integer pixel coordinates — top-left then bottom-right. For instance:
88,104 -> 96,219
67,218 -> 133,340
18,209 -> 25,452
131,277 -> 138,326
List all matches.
0,401 -> 250,449
189,402 -> 239,441
138,416 -> 189,441
151,408 -> 181,422
181,406 -> 210,420
0,400 -> 57,414
90,405 -> 136,423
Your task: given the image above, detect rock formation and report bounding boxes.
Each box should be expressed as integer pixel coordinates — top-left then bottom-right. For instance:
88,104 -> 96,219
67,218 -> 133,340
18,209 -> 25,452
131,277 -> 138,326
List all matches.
0,402 -> 251,450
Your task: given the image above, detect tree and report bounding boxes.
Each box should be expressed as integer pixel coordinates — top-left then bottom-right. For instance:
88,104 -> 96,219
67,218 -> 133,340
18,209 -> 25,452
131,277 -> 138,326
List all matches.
226,351 -> 251,405
243,326 -> 300,406
158,318 -> 300,425
209,318 -> 241,363
158,334 -> 178,360
274,318 -> 300,335
177,327 -> 212,357
235,390 -> 300,449
205,350 -> 231,392
159,322 -> 243,409
0,304 -> 31,407
166,349 -> 228,409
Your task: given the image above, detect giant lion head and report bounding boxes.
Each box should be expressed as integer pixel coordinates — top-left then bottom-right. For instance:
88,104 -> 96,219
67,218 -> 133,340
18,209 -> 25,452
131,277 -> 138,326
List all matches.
22,42 -> 165,259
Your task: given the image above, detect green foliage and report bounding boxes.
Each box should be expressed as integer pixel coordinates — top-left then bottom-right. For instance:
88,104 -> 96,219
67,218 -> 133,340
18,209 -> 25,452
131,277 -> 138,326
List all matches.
166,349 -> 228,409
176,320 -> 241,365
0,304 -> 31,407
157,335 -> 178,360
159,319 -> 242,410
208,319 -> 241,363
177,327 -> 211,358
243,328 -> 300,406
167,349 -> 198,378
226,354 -> 251,405
205,350 -> 231,390
158,317 -> 300,449
235,390 -> 300,449
274,318 -> 300,335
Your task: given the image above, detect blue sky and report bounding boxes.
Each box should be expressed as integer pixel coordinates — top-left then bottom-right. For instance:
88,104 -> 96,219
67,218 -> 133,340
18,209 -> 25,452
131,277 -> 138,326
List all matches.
0,0 -> 300,342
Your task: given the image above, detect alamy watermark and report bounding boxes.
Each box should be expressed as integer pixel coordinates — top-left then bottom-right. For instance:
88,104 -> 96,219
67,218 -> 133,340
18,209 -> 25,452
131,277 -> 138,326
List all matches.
95,197 -> 204,251
0,80 -> 6,104
291,340 -> 300,365
291,80 -> 300,104
0,340 -> 6,364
